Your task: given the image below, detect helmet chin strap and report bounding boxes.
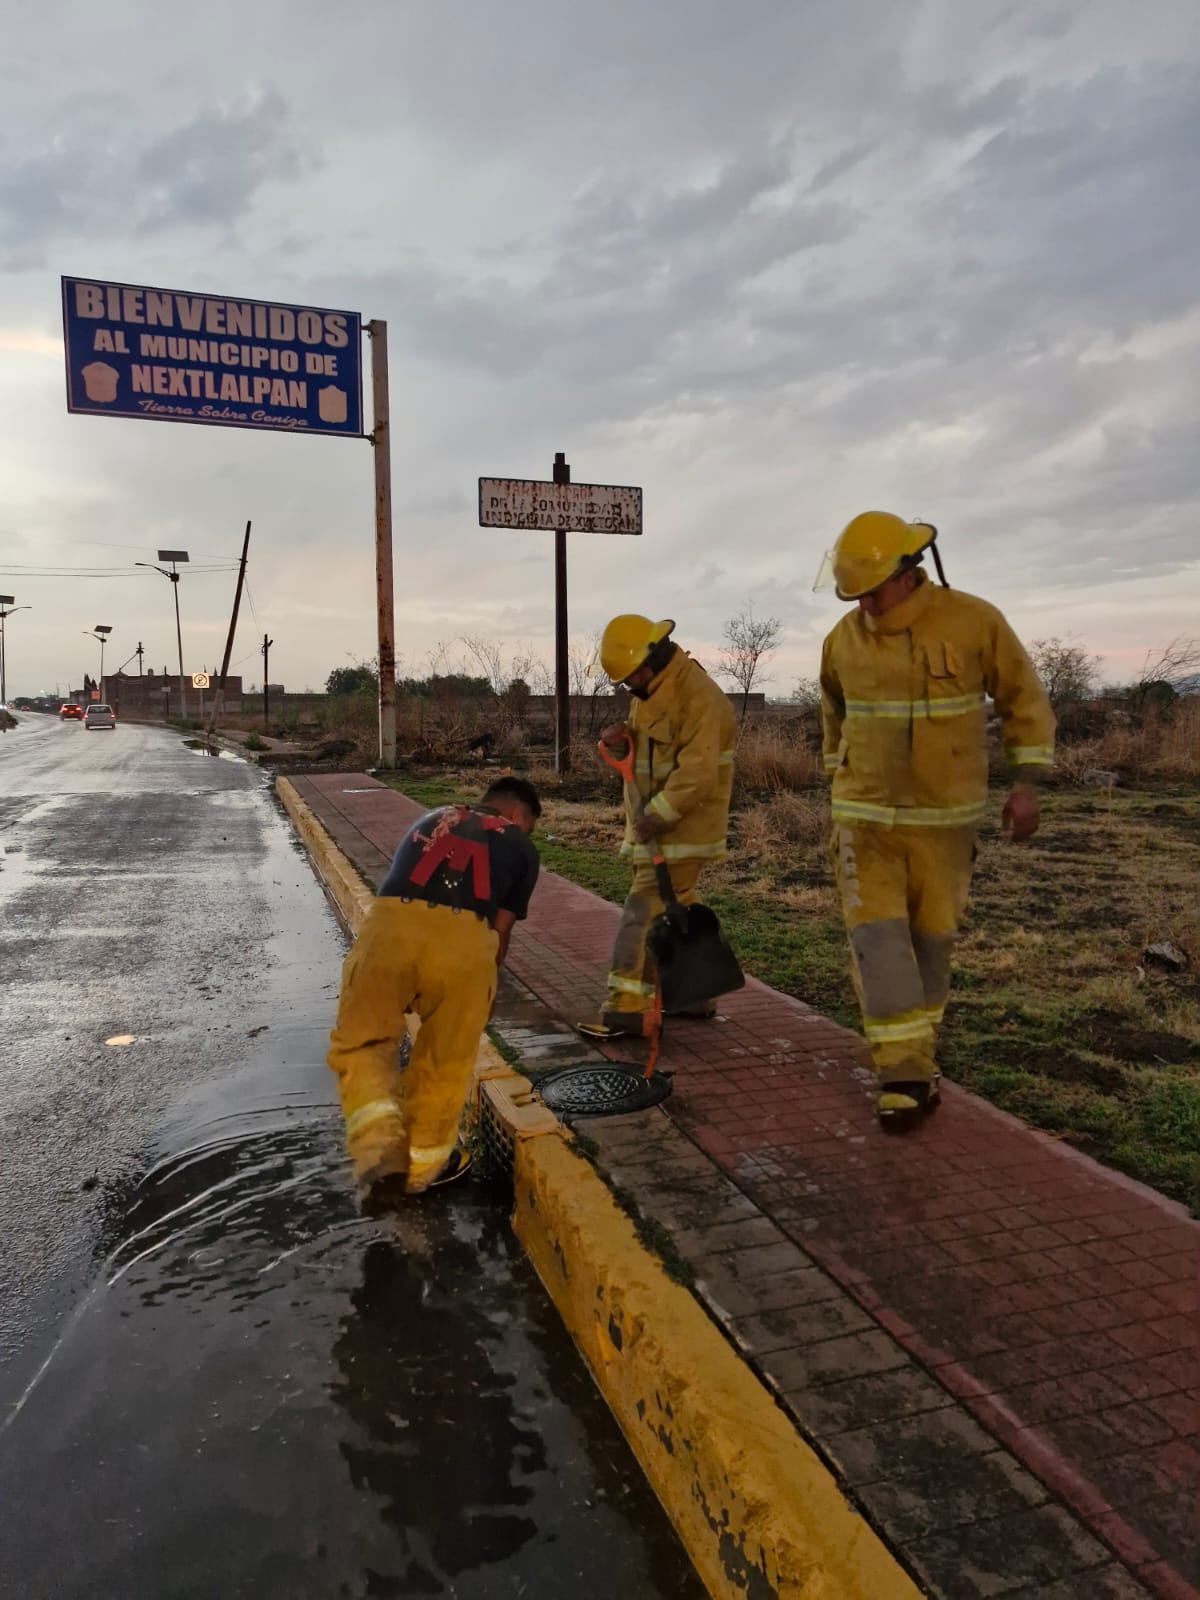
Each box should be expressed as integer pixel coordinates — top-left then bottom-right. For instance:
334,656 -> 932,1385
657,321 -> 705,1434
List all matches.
930,544 -> 950,588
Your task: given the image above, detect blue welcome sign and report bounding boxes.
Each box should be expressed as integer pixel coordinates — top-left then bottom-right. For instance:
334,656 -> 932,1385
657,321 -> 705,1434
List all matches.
62,275 -> 364,438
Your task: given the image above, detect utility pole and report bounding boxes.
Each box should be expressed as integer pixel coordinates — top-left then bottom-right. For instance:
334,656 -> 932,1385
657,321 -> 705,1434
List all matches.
553,452 -> 570,773
368,320 -> 396,769
205,521 -> 251,744
136,642 -> 144,676
262,634 -> 274,727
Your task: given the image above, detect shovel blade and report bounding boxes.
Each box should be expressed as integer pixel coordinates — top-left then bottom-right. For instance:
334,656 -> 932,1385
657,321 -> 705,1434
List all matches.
647,904 -> 745,1011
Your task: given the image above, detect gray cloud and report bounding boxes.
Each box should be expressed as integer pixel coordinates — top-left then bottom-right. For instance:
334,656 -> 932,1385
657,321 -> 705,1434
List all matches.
0,89 -> 311,267
1,0 -> 1198,695
136,91 -> 311,231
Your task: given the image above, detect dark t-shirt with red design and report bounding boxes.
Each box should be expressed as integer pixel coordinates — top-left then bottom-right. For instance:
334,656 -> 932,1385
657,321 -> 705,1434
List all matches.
378,806 -> 539,924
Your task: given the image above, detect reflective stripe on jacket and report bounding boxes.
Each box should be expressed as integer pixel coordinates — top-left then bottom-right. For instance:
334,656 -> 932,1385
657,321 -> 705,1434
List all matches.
819,577 -> 1055,828
620,648 -> 736,862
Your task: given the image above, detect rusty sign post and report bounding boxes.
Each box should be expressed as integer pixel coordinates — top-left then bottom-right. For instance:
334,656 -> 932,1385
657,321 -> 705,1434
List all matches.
368,321 -> 396,769
478,459 -> 643,773
552,453 -> 570,771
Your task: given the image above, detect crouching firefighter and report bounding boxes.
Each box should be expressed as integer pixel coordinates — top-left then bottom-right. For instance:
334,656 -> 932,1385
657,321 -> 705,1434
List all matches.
327,777 -> 541,1199
578,614 -> 736,1040
815,512 -> 1055,1128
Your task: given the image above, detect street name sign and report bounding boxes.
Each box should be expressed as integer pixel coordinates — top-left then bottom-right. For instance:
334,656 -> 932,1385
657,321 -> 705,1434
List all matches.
478,477 -> 642,535
62,276 -> 363,437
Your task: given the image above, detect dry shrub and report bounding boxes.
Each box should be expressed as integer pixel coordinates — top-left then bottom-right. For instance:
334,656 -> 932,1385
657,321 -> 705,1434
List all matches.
1055,698 -> 1200,784
734,719 -> 822,794
735,792 -> 830,863
1149,697 -> 1200,779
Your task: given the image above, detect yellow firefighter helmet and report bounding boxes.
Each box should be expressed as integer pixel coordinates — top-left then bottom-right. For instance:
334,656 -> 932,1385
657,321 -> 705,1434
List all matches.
592,614 -> 676,682
814,512 -> 938,600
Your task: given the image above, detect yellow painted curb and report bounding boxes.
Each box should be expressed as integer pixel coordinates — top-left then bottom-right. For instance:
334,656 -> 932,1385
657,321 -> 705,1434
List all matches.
277,777 -> 375,933
514,1136 -> 922,1600
277,775 -> 919,1599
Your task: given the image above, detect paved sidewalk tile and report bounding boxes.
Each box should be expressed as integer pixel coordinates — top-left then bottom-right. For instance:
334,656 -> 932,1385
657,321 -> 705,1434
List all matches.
291,774 -> 1197,1600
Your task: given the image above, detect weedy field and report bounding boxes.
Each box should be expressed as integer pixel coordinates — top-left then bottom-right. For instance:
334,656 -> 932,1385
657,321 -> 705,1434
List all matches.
394,765 -> 1200,1213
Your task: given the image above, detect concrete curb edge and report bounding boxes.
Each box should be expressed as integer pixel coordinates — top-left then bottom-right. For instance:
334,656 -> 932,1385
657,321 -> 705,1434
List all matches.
275,776 -> 923,1600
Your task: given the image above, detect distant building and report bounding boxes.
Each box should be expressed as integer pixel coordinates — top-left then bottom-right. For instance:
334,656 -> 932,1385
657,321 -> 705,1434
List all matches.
104,670 -> 242,714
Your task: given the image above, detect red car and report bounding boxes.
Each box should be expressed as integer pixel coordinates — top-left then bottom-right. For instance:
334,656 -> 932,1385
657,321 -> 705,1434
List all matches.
59,703 -> 84,720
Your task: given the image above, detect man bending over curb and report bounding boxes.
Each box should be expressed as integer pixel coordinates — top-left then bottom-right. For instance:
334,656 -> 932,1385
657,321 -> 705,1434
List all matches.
327,776 -> 541,1199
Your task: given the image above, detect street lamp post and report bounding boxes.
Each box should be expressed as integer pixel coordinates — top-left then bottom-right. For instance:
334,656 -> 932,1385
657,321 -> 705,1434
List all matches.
136,550 -> 189,722
0,597 -> 32,708
82,625 -> 113,698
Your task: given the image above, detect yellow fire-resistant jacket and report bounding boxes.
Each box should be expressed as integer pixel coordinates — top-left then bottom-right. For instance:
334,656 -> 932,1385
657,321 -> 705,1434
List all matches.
819,576 -> 1055,827
620,647 -> 736,862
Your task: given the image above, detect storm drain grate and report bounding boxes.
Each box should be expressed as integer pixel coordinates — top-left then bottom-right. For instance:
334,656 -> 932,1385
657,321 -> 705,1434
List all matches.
537,1066 -> 673,1118
477,1085 -> 517,1178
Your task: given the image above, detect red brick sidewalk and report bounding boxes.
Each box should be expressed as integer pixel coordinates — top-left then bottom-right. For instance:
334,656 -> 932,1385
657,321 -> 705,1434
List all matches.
295,773 -> 1199,1598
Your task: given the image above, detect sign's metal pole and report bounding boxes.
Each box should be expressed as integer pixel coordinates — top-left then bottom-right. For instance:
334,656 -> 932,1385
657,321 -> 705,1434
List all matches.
369,320 -> 397,769
553,451 -> 570,774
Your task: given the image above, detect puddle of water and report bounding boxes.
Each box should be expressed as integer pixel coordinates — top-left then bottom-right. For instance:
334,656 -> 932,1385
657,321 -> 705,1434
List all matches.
0,1115 -> 705,1600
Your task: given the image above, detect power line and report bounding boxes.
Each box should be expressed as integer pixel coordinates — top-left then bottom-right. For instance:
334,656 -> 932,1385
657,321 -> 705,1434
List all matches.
33,538 -> 242,559
0,563 -> 238,578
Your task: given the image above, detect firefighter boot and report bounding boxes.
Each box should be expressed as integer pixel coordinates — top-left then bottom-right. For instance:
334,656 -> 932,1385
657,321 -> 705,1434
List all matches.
877,1073 -> 942,1131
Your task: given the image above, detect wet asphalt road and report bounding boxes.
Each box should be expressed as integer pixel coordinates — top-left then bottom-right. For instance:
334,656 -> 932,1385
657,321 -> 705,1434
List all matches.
0,716 -> 704,1599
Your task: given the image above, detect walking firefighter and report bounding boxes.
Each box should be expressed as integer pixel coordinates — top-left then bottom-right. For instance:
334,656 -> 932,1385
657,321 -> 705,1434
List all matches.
816,511 -> 1055,1128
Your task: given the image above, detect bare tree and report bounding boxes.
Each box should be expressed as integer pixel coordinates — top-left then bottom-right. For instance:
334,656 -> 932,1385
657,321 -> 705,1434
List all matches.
568,634 -> 597,698
790,677 -> 822,712
461,636 -> 505,697
425,639 -> 452,678
719,603 -> 783,721
1028,636 -> 1100,710
461,636 -> 537,694
529,657 -> 555,697
567,631 -> 609,733
1136,636 -> 1200,692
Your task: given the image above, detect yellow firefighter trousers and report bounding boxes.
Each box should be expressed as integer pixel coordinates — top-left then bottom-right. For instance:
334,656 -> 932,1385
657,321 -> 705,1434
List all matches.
832,824 -> 977,1086
327,898 -> 497,1192
605,859 -> 706,1018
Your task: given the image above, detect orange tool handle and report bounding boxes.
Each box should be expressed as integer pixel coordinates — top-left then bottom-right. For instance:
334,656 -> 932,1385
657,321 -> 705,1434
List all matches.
596,732 -> 636,786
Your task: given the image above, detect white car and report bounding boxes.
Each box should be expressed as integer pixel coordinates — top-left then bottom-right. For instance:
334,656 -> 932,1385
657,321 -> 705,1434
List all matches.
83,703 -> 116,730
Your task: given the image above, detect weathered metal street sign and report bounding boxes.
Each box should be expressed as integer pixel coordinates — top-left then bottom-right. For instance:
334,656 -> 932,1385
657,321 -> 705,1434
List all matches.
478,477 -> 642,535
61,276 -> 363,437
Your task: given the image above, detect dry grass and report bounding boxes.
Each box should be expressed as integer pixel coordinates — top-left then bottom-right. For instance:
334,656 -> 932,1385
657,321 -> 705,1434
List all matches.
732,792 -> 830,872
732,718 -> 823,795
1052,698 -> 1200,783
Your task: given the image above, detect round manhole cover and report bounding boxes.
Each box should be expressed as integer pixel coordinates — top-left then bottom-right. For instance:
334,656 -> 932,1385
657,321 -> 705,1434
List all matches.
537,1066 -> 673,1118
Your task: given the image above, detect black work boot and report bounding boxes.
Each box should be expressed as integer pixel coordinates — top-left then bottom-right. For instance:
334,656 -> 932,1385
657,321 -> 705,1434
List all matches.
876,1074 -> 942,1132
575,1011 -> 652,1041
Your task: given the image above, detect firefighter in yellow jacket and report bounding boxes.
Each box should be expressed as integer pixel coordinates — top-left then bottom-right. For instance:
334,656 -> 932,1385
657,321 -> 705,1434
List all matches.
579,616 -> 736,1039
816,512 -> 1055,1127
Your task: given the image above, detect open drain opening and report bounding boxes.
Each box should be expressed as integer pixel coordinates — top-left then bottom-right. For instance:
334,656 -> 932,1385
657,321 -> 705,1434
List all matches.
477,1088 -> 517,1178
536,1066 -> 673,1118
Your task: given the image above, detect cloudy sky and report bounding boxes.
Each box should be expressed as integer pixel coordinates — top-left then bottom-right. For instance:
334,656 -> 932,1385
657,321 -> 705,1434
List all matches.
2,0 -> 1197,700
